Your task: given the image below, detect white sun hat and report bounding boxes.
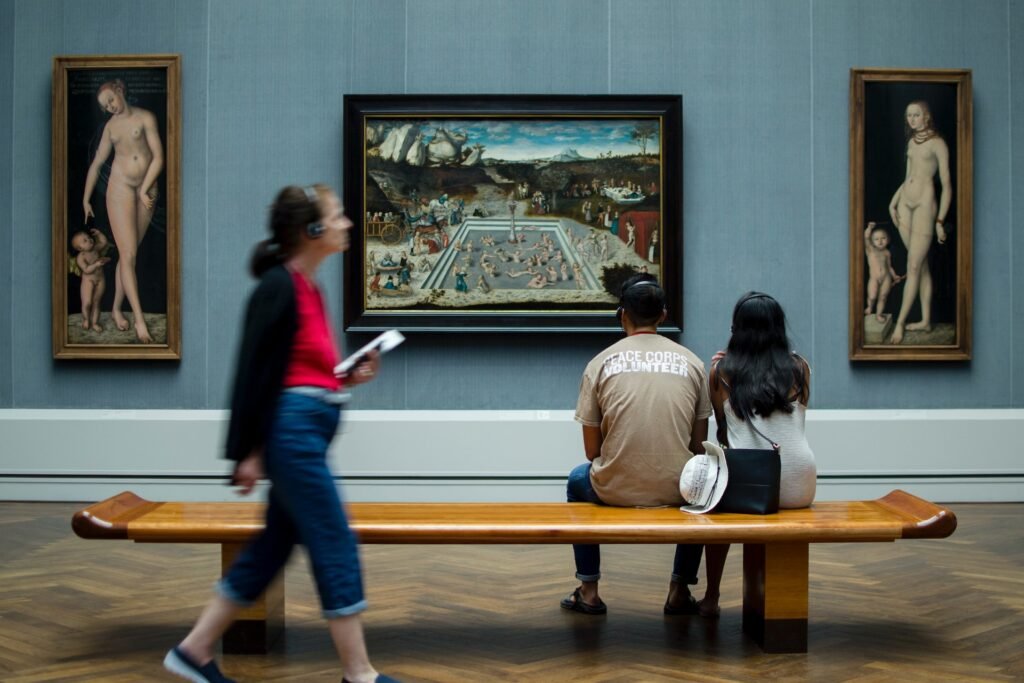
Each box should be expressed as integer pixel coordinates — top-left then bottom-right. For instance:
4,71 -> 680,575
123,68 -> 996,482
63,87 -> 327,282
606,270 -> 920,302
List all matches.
679,441 -> 729,514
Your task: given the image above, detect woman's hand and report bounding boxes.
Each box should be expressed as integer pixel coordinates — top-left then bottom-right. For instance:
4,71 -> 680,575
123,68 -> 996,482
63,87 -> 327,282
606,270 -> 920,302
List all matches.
232,451 -> 265,496
343,349 -> 381,386
139,187 -> 155,211
83,200 -> 94,222
888,206 -> 900,228
935,221 -> 947,244
888,190 -> 901,228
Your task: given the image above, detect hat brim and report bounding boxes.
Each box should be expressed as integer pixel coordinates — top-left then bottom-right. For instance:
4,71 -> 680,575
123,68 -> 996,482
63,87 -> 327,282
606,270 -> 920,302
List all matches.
680,442 -> 730,514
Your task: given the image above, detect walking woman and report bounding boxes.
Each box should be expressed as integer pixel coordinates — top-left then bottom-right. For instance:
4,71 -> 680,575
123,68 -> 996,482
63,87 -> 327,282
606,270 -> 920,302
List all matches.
699,292 -> 816,617
163,185 -> 399,683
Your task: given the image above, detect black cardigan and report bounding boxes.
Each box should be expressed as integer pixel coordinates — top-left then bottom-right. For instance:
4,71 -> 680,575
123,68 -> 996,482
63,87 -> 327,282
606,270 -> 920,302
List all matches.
224,265 -> 298,463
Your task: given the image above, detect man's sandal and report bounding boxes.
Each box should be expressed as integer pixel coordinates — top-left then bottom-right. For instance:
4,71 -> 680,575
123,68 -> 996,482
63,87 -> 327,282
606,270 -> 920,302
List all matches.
560,587 -> 607,615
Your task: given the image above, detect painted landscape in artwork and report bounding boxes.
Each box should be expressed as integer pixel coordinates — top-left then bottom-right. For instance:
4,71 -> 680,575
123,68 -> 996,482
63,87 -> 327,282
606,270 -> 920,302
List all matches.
360,117 -> 664,312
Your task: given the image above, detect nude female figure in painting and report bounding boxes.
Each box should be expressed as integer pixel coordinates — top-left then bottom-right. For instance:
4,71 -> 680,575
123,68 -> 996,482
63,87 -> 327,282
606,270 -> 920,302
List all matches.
887,100 -> 951,344
82,79 -> 164,343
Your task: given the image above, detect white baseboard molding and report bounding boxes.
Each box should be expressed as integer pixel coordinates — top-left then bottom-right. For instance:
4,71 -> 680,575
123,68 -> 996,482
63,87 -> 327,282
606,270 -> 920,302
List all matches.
2,408 -> 1022,502
1,476 -> 1020,504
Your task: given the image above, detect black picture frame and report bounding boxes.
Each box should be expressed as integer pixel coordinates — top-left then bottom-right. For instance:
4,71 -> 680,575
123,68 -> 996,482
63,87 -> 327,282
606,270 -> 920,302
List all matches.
342,94 -> 683,332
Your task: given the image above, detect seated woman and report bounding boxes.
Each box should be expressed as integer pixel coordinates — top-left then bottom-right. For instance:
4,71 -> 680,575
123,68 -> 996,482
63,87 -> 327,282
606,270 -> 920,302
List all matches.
700,291 -> 816,617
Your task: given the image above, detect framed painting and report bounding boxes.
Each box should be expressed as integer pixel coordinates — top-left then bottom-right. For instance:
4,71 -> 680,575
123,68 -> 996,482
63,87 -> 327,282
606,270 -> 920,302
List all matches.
849,68 -> 972,361
52,54 -> 181,359
342,94 -> 682,332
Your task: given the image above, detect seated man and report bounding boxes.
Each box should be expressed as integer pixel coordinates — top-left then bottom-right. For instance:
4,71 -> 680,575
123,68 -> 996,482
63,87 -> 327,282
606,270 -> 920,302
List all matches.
562,274 -> 711,616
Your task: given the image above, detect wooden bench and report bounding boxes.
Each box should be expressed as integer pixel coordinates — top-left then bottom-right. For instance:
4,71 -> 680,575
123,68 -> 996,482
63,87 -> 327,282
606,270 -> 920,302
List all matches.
72,489 -> 956,654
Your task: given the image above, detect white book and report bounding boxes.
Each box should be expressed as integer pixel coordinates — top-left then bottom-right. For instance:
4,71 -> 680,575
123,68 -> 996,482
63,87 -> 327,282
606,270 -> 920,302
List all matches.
334,329 -> 406,376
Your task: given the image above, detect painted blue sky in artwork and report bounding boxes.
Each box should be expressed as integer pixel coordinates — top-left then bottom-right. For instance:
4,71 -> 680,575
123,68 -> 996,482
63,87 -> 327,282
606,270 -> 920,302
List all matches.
373,118 -> 660,161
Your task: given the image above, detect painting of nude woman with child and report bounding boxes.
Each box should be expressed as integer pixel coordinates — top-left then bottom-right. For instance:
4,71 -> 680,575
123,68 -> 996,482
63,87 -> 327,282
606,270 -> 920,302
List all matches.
52,55 -> 180,359
849,69 -> 972,361
342,95 -> 683,332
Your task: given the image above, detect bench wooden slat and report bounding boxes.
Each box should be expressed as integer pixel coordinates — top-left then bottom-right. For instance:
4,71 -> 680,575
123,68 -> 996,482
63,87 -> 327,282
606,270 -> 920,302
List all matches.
70,490 -> 956,655
72,490 -> 956,545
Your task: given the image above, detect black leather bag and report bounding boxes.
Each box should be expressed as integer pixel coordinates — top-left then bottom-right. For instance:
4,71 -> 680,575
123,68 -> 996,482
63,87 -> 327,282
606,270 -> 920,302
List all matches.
716,422 -> 781,515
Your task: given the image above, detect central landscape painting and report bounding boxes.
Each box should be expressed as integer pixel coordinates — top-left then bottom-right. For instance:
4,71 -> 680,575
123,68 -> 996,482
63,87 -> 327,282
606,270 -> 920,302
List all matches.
343,95 -> 682,332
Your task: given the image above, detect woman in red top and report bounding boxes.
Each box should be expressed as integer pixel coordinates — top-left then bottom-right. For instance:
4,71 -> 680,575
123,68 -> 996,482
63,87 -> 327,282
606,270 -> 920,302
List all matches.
164,185 -> 398,683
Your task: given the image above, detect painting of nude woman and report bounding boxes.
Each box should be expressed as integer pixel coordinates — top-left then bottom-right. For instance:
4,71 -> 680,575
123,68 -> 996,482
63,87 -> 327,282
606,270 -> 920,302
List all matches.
52,55 -> 180,359
849,69 -> 972,361
343,95 -> 683,333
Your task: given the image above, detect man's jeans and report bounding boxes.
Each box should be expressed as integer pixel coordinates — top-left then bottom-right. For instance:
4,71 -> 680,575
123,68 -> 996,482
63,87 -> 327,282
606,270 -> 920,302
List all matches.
567,462 -> 703,584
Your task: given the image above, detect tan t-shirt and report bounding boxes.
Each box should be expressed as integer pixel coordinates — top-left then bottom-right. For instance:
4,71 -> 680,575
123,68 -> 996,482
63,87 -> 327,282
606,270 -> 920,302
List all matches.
575,334 -> 712,507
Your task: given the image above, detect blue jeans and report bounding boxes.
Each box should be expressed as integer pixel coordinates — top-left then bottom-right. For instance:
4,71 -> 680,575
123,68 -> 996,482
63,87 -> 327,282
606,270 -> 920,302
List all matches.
219,392 -> 366,618
567,462 -> 703,585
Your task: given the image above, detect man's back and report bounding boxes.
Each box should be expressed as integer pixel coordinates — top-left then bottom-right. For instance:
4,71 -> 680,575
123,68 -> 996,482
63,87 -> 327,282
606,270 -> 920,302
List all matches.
575,334 -> 711,507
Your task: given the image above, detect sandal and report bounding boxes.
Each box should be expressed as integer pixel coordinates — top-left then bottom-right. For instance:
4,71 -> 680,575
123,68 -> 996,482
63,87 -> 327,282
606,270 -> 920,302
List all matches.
560,587 -> 607,615
663,593 -> 700,615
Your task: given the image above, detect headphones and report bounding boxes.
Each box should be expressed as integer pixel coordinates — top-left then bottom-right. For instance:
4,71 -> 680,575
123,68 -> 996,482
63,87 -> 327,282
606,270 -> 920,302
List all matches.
302,186 -> 324,239
731,292 -> 775,332
616,279 -> 662,324
737,292 -> 772,306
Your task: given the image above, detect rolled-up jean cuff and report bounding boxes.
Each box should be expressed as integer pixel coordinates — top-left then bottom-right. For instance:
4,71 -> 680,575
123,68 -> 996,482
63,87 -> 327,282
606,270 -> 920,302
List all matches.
215,578 -> 254,607
671,573 -> 698,586
575,572 -> 601,582
323,599 -> 368,619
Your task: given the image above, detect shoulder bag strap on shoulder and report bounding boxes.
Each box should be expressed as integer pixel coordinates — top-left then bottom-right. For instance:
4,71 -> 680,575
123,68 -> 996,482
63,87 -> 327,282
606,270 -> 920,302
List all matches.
747,420 -> 781,453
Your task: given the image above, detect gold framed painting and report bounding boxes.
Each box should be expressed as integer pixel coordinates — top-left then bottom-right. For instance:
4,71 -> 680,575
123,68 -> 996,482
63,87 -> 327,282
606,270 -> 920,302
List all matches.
52,54 -> 181,359
849,68 -> 972,361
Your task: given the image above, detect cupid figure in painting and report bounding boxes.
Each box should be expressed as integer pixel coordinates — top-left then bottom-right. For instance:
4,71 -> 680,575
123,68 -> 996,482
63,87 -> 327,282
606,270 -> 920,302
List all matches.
887,100 -> 951,344
82,78 -> 164,344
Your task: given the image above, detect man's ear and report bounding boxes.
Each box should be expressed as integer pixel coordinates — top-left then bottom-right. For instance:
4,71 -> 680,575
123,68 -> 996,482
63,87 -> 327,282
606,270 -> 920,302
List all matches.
659,308 -> 668,324
618,307 -> 630,330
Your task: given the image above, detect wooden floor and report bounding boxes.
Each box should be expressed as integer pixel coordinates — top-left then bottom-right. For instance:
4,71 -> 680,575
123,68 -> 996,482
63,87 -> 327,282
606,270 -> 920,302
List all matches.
1,501 -> 1022,682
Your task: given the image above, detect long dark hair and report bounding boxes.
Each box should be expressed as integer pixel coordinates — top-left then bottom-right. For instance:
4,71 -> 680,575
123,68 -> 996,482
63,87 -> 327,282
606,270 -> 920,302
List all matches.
717,292 -> 806,421
249,184 -> 325,277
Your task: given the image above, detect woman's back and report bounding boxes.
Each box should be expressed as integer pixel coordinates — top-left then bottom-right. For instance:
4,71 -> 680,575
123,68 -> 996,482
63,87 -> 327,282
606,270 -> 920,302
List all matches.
721,398 -> 816,508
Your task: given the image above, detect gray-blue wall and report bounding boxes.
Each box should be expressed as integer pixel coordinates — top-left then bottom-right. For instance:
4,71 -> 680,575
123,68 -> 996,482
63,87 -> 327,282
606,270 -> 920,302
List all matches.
0,0 -> 12,408
3,0 -> 1022,410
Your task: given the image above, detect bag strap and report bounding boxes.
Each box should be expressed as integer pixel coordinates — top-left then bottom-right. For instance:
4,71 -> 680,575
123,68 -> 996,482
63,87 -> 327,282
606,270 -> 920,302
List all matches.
718,390 -> 781,452
746,420 -> 781,453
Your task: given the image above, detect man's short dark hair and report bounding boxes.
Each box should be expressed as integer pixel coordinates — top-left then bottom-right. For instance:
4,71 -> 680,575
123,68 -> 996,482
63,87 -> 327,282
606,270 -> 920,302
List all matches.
619,274 -> 665,326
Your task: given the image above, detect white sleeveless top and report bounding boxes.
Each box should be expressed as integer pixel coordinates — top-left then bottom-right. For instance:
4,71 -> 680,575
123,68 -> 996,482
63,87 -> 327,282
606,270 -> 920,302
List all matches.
723,400 -> 816,508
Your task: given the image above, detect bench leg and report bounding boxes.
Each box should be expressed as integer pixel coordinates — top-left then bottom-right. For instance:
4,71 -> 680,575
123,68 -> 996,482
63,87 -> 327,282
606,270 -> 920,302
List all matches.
742,542 -> 808,653
220,543 -> 285,655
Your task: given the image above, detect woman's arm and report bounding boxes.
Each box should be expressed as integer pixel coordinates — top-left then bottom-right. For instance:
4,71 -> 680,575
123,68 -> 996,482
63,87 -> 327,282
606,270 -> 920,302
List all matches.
888,154 -> 910,227
793,354 -> 811,406
709,362 -> 729,446
934,138 -> 952,236
82,124 -> 113,220
137,109 -> 164,209
225,270 -> 296,463
232,448 -> 265,496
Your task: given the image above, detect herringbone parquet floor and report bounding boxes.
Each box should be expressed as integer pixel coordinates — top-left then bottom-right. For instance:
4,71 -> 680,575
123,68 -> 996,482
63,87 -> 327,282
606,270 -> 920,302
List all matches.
1,501 -> 1021,682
